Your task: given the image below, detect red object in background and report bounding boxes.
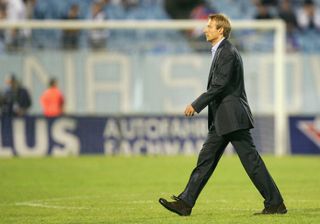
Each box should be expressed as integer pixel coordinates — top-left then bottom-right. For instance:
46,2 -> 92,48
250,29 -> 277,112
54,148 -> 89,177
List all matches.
40,86 -> 64,117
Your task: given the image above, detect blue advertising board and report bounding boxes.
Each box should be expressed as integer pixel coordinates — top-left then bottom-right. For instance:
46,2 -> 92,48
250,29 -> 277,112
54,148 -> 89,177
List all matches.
289,116 -> 320,154
0,116 -> 208,157
2,115 -> 306,157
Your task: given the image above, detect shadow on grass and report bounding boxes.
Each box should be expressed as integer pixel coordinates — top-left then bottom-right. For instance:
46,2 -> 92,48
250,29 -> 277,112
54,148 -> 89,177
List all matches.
66,207 -> 320,224
247,207 -> 320,218
286,207 -> 320,215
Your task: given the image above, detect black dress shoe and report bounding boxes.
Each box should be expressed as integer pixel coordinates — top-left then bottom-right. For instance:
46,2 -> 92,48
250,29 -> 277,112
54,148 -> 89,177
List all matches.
254,202 -> 287,215
159,195 -> 192,216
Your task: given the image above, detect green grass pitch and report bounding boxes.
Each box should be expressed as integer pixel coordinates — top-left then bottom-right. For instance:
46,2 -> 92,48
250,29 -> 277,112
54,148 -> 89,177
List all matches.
0,155 -> 319,224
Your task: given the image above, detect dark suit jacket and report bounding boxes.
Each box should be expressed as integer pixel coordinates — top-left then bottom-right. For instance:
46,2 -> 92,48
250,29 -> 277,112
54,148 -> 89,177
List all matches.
191,39 -> 254,136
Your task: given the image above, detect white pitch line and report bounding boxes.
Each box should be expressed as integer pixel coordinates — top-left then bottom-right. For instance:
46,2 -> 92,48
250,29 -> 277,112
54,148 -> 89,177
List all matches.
14,196 -> 155,210
106,200 -> 155,204
15,202 -> 91,210
13,196 -> 318,211
15,201 -> 255,212
22,195 -> 101,203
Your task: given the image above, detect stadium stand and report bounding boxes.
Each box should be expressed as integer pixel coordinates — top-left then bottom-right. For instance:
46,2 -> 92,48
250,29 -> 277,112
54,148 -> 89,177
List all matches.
0,0 -> 320,52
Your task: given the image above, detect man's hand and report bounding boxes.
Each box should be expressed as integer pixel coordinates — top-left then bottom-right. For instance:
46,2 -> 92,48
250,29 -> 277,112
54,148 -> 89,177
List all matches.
184,105 -> 196,117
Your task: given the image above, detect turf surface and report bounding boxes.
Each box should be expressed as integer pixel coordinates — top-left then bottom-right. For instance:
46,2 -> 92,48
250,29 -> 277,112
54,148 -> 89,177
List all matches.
0,155 -> 319,224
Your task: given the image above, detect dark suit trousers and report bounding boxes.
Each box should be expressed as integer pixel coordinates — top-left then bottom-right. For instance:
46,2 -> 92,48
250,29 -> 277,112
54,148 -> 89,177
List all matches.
178,128 -> 283,208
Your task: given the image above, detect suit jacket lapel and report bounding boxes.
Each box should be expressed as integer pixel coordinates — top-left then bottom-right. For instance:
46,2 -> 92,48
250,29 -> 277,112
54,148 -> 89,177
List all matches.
206,39 -> 227,89
207,47 -> 222,89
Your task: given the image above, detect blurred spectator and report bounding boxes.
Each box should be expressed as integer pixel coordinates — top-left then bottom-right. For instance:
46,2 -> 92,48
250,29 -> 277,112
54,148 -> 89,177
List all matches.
164,0 -> 203,19
279,0 -> 298,32
252,0 -> 278,7
0,1 -> 6,53
121,0 -> 139,11
87,0 -> 107,49
187,1 -> 216,51
254,2 -> 274,19
0,0 -> 6,16
296,0 -> 320,30
32,0 -> 47,19
278,0 -> 299,51
62,4 -> 80,49
190,1 -> 215,20
1,74 -> 32,116
40,78 -> 64,117
4,0 -> 28,51
260,0 -> 278,6
24,0 -> 36,19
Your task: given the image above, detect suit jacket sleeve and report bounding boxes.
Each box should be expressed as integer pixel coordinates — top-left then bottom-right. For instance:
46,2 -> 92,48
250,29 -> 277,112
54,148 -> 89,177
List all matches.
191,52 -> 235,113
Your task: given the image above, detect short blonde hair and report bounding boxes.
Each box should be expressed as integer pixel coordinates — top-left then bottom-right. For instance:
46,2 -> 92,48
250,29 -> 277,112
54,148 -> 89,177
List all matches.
208,14 -> 231,39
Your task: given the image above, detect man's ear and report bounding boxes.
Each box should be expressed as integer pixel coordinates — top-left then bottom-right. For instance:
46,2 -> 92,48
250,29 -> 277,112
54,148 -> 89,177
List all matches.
218,27 -> 224,35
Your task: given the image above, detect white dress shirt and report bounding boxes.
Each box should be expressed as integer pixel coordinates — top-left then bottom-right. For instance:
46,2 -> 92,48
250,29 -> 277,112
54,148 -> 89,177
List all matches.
211,38 -> 225,59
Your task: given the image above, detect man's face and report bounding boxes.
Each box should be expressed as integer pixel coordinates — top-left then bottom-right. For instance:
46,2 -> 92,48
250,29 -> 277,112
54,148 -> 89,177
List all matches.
203,19 -> 223,43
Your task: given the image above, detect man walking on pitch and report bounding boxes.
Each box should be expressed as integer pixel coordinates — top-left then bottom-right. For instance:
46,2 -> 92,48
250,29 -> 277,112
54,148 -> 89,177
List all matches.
159,13 -> 287,216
